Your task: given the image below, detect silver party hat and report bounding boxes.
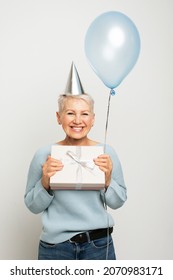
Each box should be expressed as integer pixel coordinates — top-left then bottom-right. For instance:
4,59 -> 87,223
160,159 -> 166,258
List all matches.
64,62 -> 85,95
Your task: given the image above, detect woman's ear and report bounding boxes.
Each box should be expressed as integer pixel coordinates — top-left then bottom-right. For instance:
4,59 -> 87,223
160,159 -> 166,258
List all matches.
56,112 -> 61,125
92,113 -> 95,126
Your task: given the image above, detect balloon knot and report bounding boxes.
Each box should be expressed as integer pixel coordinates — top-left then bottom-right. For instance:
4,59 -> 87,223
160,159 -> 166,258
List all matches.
110,89 -> 116,96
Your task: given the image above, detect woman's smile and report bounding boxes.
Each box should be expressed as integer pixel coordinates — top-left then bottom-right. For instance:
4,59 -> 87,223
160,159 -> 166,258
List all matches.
70,126 -> 84,132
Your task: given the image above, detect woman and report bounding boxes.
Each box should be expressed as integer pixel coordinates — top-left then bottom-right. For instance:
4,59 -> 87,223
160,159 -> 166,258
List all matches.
24,64 -> 127,260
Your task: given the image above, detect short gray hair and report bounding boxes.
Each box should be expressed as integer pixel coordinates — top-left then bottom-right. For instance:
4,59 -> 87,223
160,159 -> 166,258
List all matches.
58,94 -> 94,113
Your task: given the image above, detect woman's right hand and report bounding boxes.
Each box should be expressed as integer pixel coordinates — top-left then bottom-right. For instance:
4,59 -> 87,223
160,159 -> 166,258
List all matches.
41,156 -> 64,190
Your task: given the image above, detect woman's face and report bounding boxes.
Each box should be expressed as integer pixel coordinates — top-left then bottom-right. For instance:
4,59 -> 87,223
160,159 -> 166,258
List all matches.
57,98 -> 95,141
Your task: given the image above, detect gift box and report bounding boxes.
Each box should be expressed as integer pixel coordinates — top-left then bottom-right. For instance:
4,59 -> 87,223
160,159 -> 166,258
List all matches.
50,145 -> 105,190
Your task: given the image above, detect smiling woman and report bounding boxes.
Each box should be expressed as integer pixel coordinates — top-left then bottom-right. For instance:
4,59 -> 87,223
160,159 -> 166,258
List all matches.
56,95 -> 95,145
24,63 -> 127,260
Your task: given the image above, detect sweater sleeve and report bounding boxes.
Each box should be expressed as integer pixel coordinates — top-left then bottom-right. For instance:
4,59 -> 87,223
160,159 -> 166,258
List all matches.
24,148 -> 54,214
101,145 -> 127,209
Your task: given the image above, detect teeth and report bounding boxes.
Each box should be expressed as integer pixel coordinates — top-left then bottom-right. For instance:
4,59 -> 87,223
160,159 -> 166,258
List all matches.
72,127 -> 83,131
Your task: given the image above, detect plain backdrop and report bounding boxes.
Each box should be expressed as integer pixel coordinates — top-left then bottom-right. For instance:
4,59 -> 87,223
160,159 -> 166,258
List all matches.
0,0 -> 172,259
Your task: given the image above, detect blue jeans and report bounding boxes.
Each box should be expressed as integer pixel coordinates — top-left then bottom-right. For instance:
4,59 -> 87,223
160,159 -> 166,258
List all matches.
38,235 -> 116,260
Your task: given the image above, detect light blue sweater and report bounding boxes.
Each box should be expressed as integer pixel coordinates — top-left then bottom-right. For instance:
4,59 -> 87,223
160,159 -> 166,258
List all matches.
24,143 -> 127,244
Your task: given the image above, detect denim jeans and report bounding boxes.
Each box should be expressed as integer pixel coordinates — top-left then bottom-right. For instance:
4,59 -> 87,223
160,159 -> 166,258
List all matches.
38,235 -> 116,260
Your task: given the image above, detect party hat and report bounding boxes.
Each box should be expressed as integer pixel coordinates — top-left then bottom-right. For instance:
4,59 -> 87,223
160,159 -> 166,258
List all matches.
64,62 -> 85,95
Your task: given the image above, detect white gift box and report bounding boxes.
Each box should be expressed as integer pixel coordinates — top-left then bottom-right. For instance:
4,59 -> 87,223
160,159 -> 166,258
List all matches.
50,145 -> 105,190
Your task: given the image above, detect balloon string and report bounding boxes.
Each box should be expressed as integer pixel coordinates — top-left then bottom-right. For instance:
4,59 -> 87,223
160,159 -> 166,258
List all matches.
104,90 -> 112,153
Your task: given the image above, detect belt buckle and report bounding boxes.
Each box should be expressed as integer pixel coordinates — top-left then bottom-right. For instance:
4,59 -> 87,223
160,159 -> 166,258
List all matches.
69,233 -> 84,243
69,238 -> 76,243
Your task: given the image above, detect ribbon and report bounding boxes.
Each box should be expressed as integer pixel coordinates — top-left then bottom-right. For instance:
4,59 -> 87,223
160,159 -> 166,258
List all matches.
62,147 -> 95,189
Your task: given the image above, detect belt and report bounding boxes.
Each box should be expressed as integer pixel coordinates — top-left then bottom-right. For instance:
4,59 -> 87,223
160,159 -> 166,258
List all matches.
69,227 -> 113,243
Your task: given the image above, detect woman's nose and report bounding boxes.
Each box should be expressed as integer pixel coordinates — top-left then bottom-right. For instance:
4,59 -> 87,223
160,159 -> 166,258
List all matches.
73,114 -> 82,124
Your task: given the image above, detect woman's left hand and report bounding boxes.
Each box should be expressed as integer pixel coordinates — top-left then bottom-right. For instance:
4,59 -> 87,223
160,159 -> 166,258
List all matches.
94,154 -> 113,188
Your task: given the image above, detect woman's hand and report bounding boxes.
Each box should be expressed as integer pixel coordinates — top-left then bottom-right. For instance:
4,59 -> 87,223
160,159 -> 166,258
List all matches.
94,154 -> 113,188
41,156 -> 64,190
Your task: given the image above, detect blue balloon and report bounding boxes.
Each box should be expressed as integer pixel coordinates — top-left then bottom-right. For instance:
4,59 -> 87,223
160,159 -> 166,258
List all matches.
85,11 -> 141,89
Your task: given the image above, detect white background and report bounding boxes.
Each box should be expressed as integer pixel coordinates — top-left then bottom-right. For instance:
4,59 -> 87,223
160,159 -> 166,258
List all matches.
0,0 -> 172,259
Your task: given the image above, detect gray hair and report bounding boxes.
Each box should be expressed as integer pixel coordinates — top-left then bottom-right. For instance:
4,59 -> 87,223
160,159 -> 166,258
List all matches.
58,94 -> 94,114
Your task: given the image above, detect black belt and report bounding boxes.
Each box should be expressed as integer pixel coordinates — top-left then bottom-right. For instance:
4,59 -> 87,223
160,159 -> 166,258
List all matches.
69,227 -> 113,243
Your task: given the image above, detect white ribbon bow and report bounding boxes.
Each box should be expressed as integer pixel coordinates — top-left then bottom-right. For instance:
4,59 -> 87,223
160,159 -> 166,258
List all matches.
61,149 -> 95,189
66,150 -> 95,171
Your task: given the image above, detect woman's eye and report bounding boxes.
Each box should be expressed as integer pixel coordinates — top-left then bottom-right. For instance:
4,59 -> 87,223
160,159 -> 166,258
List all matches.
67,112 -> 74,115
82,113 -> 89,116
